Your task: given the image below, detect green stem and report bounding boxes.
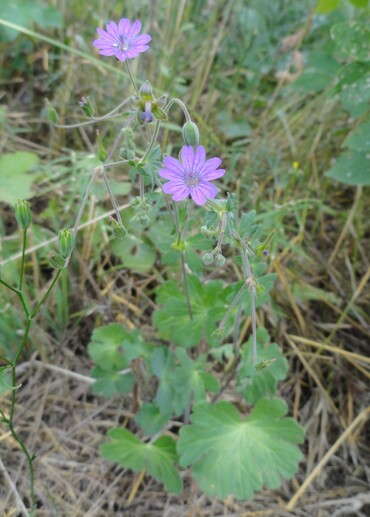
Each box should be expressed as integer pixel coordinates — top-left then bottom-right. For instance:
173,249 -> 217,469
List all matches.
139,175 -> 145,201
99,167 -> 124,226
141,120 -> 161,162
30,270 -> 62,321
180,252 -> 193,320
0,353 -> 11,365
125,60 -> 140,96
0,278 -> 30,318
0,277 -> 20,295
180,199 -> 194,242
214,211 -> 227,254
165,98 -> 191,122
18,229 -> 27,291
8,318 -> 36,513
242,249 -> 257,366
218,280 -> 249,332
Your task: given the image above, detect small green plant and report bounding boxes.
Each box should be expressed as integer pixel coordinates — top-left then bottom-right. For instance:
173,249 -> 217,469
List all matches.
0,9 -> 310,513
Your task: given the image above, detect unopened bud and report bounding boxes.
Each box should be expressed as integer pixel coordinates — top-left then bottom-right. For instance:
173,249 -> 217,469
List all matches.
202,252 -> 214,266
48,251 -> 66,269
109,217 -> 128,240
139,80 -> 153,97
58,229 -> 74,257
182,121 -> 200,147
214,253 -> 225,267
79,96 -> 95,117
15,200 -> 31,230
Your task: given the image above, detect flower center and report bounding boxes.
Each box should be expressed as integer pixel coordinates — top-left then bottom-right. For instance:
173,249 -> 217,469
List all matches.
185,169 -> 200,187
115,34 -> 130,52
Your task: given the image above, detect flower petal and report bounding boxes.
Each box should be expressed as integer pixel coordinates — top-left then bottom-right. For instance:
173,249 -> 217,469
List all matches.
118,18 -> 131,34
181,146 -> 194,170
200,157 -> 222,177
132,34 -> 151,46
114,51 -> 128,61
93,39 -> 115,49
201,168 -> 225,181
172,185 -> 191,201
191,187 -> 207,206
130,44 -> 149,54
128,19 -> 142,38
158,168 -> 183,181
163,156 -> 185,175
193,145 -> 206,171
162,181 -> 185,195
99,48 -> 117,56
106,21 -> 119,37
96,28 -> 116,43
198,181 -> 218,199
123,49 -> 140,59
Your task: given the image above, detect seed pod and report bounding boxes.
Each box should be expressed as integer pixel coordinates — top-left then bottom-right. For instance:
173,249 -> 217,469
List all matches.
214,253 -> 225,267
202,252 -> 214,266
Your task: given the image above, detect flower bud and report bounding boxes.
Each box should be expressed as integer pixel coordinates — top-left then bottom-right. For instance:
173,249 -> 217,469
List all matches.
15,200 -> 32,230
182,121 -> 200,147
202,252 -> 214,266
58,229 -> 74,257
45,99 -> 59,124
139,80 -> 153,97
214,253 -> 225,267
48,251 -> 66,269
126,150 -> 136,160
109,217 -> 128,240
79,96 -> 95,117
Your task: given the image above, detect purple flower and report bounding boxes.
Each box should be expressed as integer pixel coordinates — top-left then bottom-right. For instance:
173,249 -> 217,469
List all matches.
93,19 -> 151,61
158,146 -> 225,206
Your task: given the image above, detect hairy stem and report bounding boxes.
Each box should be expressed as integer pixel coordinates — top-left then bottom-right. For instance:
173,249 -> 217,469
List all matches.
141,120 -> 161,162
54,97 -> 132,129
125,60 -> 140,96
242,249 -> 257,366
99,167 -> 124,226
165,98 -> 191,123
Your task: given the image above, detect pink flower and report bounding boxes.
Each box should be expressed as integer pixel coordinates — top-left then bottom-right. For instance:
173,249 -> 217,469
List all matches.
93,19 -> 151,61
159,146 -> 225,206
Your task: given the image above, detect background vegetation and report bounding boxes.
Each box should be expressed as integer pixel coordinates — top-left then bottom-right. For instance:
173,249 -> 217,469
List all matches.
0,0 -> 369,515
